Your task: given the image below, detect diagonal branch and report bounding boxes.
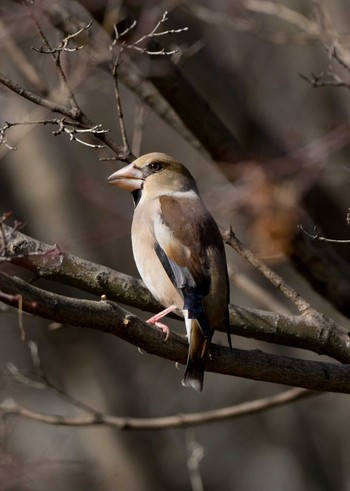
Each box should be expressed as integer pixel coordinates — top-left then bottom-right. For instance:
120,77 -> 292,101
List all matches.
223,227 -> 311,313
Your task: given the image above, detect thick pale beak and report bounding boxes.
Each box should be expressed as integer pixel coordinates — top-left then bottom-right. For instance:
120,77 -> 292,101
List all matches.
108,163 -> 144,191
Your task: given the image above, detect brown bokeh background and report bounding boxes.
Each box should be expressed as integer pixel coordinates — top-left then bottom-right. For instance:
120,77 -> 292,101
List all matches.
1,1 -> 350,490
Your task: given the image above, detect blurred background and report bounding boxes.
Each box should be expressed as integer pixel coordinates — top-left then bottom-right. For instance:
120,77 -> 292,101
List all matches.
1,0 -> 350,490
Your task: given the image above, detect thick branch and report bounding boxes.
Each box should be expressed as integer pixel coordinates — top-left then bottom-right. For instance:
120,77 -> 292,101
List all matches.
1,272 -> 350,393
148,54 -> 244,162
3,225 -> 350,364
2,224 -> 160,312
3,0 -> 350,317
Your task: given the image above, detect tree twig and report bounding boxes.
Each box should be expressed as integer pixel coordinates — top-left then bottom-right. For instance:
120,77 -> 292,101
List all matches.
0,388 -> 318,430
22,0 -> 80,110
110,45 -> 132,157
0,72 -> 130,158
223,227 -> 312,314
298,224 -> 350,244
32,20 -> 93,54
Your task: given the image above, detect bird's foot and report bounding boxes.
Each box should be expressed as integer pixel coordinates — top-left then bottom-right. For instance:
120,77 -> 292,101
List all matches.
146,305 -> 177,340
147,319 -> 170,340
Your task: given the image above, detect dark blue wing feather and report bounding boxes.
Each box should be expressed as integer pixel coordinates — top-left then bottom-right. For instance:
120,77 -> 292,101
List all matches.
155,243 -> 211,338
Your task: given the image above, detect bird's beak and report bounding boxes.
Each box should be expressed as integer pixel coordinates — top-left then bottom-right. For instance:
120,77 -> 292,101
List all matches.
108,163 -> 144,191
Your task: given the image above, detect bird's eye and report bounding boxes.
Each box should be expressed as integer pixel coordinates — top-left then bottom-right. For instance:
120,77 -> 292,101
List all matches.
149,162 -> 162,172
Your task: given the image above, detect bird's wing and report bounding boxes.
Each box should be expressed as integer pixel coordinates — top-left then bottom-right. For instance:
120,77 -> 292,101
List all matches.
154,195 -> 220,338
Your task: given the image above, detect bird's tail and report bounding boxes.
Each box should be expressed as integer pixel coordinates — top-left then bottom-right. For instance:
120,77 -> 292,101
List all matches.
182,319 -> 210,392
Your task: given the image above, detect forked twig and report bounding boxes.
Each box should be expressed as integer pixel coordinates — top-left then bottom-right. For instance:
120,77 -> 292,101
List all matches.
32,21 -> 93,54
0,118 -> 109,150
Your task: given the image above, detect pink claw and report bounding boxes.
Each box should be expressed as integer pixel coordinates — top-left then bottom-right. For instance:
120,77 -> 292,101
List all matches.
146,305 -> 177,340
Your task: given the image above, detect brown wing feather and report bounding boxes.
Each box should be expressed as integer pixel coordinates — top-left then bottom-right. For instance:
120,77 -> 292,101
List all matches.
159,195 -> 221,292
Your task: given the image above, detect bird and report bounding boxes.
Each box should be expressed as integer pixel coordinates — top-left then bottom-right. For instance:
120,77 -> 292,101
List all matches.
108,152 -> 231,392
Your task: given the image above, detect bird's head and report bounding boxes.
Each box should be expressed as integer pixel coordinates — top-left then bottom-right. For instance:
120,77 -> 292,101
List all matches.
108,153 -> 197,200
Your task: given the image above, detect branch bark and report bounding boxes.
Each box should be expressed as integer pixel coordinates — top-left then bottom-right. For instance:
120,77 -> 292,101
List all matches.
3,225 -> 350,364
1,271 -> 350,393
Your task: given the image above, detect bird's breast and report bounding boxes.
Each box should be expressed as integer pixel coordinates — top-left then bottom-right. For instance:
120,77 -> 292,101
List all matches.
131,200 -> 183,310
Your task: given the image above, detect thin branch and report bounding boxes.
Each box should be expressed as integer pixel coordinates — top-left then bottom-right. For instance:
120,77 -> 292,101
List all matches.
0,388 -> 317,430
6,362 -> 47,390
7,340 -> 107,416
52,119 -> 107,148
299,225 -> 350,244
331,45 -> 350,75
110,47 -> 132,156
291,222 -> 350,319
0,126 -> 17,150
38,1 -> 237,160
120,11 -> 188,56
1,119 -> 108,149
22,0 -> 79,110
0,72 -> 130,158
223,227 -> 312,314
299,71 -> 350,89
108,10 -> 188,158
32,21 -> 93,54
0,16 -> 47,93
0,72 -> 80,119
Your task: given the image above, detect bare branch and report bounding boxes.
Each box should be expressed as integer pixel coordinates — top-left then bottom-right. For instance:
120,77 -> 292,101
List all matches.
291,223 -> 350,319
119,11 -> 188,56
22,0 -> 80,110
1,118 -> 109,149
299,225 -> 350,244
0,72 -> 80,118
32,20 -> 93,54
52,119 -> 107,148
3,224 -> 350,363
110,47 -> 132,156
223,227 -> 311,314
299,71 -> 350,90
1,271 -> 350,392
0,388 -> 318,430
0,72 -> 130,158
108,10 -> 188,158
0,125 -> 17,150
6,362 -> 47,390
